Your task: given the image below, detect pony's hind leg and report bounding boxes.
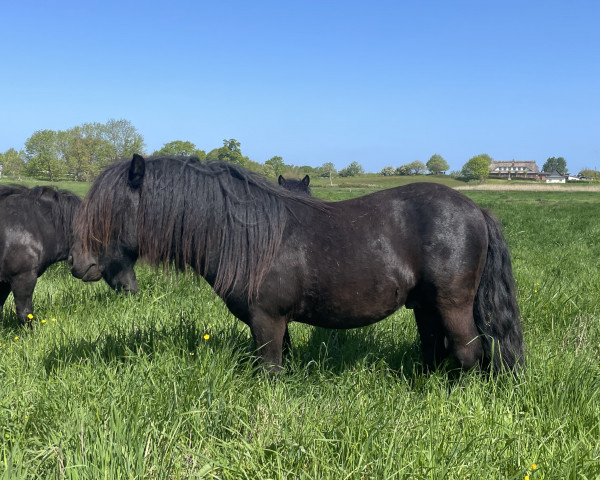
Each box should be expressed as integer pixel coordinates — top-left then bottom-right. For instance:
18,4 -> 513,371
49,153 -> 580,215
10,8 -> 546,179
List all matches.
438,303 -> 484,370
414,307 -> 450,371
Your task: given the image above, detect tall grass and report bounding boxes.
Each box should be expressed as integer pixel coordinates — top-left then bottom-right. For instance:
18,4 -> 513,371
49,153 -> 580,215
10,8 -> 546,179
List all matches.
1,188 -> 599,479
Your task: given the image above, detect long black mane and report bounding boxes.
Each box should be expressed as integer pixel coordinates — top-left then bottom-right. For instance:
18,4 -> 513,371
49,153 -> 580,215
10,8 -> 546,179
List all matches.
76,156 -> 325,299
0,184 -> 81,242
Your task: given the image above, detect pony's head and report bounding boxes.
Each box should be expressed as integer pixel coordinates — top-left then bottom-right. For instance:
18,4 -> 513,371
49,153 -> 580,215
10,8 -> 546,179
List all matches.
68,154 -> 144,294
278,175 -> 311,195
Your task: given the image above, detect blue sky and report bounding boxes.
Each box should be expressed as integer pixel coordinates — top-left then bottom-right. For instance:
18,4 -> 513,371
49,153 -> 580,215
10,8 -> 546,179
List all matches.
2,1 -> 599,173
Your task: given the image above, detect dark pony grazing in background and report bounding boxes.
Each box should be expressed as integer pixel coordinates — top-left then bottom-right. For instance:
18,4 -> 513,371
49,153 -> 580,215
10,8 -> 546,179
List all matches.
0,185 -> 82,327
70,154 -> 524,373
278,174 -> 311,196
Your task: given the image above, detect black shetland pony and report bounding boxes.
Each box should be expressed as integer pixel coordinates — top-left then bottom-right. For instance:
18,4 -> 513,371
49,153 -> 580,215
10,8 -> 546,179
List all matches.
69,154 -> 523,372
0,185 -> 82,327
278,175 -> 311,196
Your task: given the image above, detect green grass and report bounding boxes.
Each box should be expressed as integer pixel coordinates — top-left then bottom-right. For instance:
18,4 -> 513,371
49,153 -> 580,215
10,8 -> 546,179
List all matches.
1,181 -> 599,478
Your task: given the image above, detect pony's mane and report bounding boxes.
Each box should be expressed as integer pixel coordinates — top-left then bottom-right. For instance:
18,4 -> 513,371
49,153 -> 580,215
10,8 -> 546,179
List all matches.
0,183 -> 29,200
0,184 -> 81,242
76,156 -> 326,299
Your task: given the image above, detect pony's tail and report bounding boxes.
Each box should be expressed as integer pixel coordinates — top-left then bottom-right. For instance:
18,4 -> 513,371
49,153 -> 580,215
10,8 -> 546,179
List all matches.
474,209 -> 524,372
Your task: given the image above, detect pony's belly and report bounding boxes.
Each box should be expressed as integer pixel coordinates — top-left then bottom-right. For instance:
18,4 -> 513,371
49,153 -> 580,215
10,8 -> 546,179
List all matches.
295,291 -> 404,329
297,312 -> 394,329
289,267 -> 412,329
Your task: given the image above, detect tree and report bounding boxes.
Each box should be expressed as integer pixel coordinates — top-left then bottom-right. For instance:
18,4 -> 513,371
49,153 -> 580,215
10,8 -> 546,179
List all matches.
407,160 -> 427,175
380,166 -> 396,176
542,157 -> 567,174
152,140 -> 206,160
208,139 -> 249,167
462,154 -> 492,182
0,148 -> 25,178
298,165 -> 317,176
104,118 -> 145,160
426,154 -> 449,175
319,162 -> 337,186
578,169 -> 600,180
61,123 -> 114,181
395,165 -> 410,176
265,156 -> 285,177
397,161 -> 426,175
24,129 -> 65,180
339,161 -> 364,177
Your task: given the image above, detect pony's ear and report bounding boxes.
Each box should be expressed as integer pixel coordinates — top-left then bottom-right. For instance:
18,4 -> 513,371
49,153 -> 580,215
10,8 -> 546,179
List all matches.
278,175 -> 285,186
302,175 -> 310,186
128,154 -> 146,189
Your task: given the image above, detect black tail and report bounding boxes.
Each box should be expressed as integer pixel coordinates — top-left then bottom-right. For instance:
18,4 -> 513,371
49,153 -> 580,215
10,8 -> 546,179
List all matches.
474,209 -> 524,371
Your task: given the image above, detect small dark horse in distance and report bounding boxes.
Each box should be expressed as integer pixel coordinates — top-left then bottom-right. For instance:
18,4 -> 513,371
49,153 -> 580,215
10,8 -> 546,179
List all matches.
69,154 -> 524,372
278,174 -> 311,196
0,185 -> 82,327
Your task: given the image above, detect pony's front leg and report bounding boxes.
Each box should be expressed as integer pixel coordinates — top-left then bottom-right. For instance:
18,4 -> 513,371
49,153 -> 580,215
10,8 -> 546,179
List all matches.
249,311 -> 288,373
11,272 -> 37,328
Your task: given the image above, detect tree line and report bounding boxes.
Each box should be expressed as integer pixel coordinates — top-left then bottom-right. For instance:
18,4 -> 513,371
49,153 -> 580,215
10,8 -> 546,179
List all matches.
0,120 -> 344,182
0,119 -> 145,181
0,119 -> 585,182
380,154 -> 450,176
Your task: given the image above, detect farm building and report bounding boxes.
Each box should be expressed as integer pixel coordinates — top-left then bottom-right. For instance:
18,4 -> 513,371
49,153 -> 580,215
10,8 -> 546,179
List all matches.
546,170 -> 566,183
489,160 -> 543,179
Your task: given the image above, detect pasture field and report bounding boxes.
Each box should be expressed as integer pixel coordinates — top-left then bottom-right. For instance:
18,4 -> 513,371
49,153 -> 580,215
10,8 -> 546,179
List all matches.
1,181 -> 599,479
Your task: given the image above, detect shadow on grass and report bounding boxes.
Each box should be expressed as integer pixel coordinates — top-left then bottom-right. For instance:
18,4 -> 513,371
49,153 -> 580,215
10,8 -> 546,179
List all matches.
0,310 -> 22,333
41,320 -> 424,376
40,311 -> 443,383
290,325 -> 424,378
42,316 -> 252,375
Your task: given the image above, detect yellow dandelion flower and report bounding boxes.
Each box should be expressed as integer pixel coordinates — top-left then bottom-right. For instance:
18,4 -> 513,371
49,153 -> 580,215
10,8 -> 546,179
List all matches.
534,289 -> 537,293
203,334 -> 210,341
525,476 -> 529,480
51,318 -> 56,322
41,319 -> 47,324
531,464 -> 537,470
14,336 -> 19,341
27,313 -> 34,319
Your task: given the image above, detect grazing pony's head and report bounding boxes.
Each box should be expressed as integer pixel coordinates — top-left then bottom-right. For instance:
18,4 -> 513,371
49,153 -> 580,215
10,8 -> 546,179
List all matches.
69,154 -> 144,293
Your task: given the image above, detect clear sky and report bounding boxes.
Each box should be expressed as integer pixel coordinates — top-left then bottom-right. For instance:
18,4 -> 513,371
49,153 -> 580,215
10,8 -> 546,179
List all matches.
2,1 -> 599,174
